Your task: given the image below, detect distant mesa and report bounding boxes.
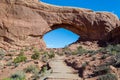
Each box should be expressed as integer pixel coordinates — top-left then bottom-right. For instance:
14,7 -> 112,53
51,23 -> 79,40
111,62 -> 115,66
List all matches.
0,0 -> 120,50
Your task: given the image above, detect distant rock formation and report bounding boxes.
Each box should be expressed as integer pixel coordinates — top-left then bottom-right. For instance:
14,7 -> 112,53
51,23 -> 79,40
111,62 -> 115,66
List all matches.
0,0 -> 120,50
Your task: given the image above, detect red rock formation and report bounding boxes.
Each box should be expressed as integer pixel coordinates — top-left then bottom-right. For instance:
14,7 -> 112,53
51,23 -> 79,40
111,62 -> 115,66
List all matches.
0,0 -> 120,50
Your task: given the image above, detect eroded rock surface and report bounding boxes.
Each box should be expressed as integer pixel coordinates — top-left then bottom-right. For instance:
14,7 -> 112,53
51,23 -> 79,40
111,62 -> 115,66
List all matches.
0,0 -> 120,50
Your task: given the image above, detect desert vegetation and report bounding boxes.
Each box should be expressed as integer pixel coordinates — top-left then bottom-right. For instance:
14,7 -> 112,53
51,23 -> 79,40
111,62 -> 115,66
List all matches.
3,71 -> 26,80
0,47 -> 55,80
1,44 -> 120,80
64,44 -> 120,80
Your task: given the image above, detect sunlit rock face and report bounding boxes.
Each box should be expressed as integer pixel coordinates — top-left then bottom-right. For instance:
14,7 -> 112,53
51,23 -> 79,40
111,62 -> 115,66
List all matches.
0,0 -> 120,50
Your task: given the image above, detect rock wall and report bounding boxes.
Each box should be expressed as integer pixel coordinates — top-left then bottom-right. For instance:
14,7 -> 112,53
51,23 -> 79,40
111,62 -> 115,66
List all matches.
0,0 -> 120,50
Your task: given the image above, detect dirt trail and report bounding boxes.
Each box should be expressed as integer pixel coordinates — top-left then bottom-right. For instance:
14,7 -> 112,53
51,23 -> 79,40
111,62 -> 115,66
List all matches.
45,55 -> 82,80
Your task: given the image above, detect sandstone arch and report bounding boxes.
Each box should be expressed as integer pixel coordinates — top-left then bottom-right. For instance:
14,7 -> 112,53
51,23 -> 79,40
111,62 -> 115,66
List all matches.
44,24 -> 81,38
44,27 -> 80,48
0,0 -> 120,50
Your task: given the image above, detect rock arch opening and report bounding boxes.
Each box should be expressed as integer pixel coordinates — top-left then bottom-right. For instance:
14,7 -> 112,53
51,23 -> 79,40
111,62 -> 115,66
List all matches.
43,28 -> 79,48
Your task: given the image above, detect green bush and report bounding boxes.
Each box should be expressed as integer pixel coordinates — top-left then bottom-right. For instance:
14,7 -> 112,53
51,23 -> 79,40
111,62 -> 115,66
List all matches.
41,53 -> 49,62
71,50 -> 78,55
40,66 -> 47,73
24,65 -> 39,74
32,72 -> 40,80
13,54 -> 27,64
19,49 -> 25,55
24,46 -> 30,51
31,49 -> 40,60
56,52 -> 64,56
63,46 -> 89,55
3,71 -> 26,80
87,50 -> 97,54
48,51 -> 55,59
100,55 -> 107,59
113,53 -> 120,67
99,44 -> 120,55
73,46 -> 88,55
91,56 -> 96,61
63,47 -> 72,55
14,63 -> 19,68
77,46 -> 86,54
0,62 -> 4,69
94,66 -> 111,75
82,62 -> 88,68
6,61 -> 13,66
11,71 -> 25,80
32,65 -> 48,79
0,49 -> 6,60
98,73 -> 117,80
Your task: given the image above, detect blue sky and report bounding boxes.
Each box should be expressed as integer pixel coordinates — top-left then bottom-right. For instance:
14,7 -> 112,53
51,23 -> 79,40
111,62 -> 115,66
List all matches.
43,28 -> 79,48
42,0 -> 120,48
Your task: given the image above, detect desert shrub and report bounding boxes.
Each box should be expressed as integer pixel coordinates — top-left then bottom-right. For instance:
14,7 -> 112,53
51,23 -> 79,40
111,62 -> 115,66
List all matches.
100,55 -> 107,59
98,73 -> 117,80
13,54 -> 27,64
63,47 -> 72,55
24,65 -> 39,74
115,61 -> 120,67
3,71 -> 26,80
63,46 -> 89,55
24,46 -> 30,51
113,53 -> 120,67
91,56 -> 96,61
32,72 -> 40,80
63,46 -> 69,51
70,46 -> 88,55
6,61 -> 13,66
41,52 -> 49,62
77,46 -> 87,54
11,71 -> 26,80
4,57 -> 12,61
48,50 -> 55,59
9,50 -> 17,53
105,45 -> 117,54
31,49 -> 40,60
97,46 -> 107,54
94,66 -> 111,75
82,62 -> 88,68
0,49 -> 6,60
88,50 -> 97,53
99,44 -> 120,55
56,52 -> 64,56
87,50 -> 97,55
14,63 -> 19,68
40,66 -> 47,73
0,62 -> 4,69
71,50 -> 78,55
19,49 -> 25,55
32,65 -> 48,79
106,53 -> 120,67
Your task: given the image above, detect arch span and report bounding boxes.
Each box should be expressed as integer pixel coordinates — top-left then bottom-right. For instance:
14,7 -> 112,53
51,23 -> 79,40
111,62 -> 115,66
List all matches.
44,24 -> 83,38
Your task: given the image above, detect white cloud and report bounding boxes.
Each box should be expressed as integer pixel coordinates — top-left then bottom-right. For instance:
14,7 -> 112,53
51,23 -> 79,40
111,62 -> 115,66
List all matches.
47,44 -> 54,47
